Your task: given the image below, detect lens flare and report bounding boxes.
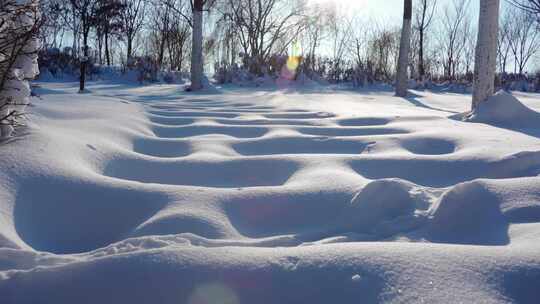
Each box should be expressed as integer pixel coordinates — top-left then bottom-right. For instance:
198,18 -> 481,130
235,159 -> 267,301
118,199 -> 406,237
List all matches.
286,56 -> 300,72
188,282 -> 239,304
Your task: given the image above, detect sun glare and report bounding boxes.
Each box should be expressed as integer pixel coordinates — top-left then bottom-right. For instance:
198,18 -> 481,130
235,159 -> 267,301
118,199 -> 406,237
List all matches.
308,0 -> 368,10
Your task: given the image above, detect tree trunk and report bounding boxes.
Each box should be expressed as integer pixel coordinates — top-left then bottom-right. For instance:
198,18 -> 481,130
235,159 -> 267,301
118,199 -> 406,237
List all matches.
97,35 -> 103,65
127,35 -> 133,64
158,35 -> 166,68
190,0 -> 204,91
79,29 -> 88,93
419,29 -> 425,80
472,0 -> 500,110
105,29 -> 111,66
418,0 -> 428,83
396,0 -> 413,97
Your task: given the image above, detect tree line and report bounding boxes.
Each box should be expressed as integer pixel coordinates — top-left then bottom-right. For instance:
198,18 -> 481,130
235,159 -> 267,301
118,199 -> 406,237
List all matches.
36,0 -> 540,92
1,0 -> 540,138
7,0 -> 540,89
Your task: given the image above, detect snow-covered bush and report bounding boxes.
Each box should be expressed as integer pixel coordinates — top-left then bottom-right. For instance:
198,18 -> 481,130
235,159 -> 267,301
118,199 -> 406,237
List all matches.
0,0 -> 41,138
133,56 -> 159,84
38,50 -> 187,85
214,53 -> 306,86
38,47 -> 78,78
498,73 -> 540,92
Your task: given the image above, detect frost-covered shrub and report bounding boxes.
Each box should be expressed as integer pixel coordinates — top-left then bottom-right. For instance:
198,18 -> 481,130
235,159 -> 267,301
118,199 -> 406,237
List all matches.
214,53 -> 307,86
214,63 -> 247,84
38,48 -> 77,78
38,50 -> 186,85
160,71 -> 187,84
162,72 -> 176,84
38,47 -> 103,82
0,0 -> 41,138
133,56 -> 159,83
534,72 -> 540,92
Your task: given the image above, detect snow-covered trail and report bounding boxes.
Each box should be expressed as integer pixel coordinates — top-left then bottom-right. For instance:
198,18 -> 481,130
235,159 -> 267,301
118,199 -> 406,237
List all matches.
1,81 -> 540,303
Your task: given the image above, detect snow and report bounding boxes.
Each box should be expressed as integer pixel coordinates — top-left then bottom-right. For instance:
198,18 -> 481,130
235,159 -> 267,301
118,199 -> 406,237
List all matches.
1,80 -> 540,303
466,90 -> 540,128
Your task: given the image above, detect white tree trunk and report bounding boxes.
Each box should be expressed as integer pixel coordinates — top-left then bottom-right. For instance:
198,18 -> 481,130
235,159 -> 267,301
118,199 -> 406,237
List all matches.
190,9 -> 204,91
472,0 -> 500,110
0,0 -> 40,138
396,0 -> 412,97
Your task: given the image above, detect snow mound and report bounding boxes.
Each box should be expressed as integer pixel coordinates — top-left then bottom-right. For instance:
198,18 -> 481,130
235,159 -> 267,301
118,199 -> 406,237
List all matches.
466,91 -> 540,128
429,177 -> 540,245
428,180 -> 508,245
342,179 -> 432,236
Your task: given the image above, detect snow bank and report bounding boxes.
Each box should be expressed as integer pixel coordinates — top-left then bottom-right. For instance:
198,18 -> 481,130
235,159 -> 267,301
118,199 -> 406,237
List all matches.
466,90 -> 540,128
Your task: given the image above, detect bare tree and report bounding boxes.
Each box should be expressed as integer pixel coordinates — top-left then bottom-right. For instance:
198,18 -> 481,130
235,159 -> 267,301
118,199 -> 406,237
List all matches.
226,0 -> 304,76
369,25 -> 400,82
300,4 -> 326,77
414,0 -> 437,83
40,0 -> 68,48
167,13 -> 190,71
497,10 -> 512,74
68,0 -> 123,91
508,0 -> 540,17
150,1 -> 173,68
69,0 -> 99,92
328,7 -> 352,83
462,21 -> 475,77
472,0 -> 500,109
396,0 -> 413,97
438,0 -> 470,81
210,2 -> 240,74
120,0 -> 146,63
506,6 -> 540,74
95,0 -> 124,66
348,15 -> 370,85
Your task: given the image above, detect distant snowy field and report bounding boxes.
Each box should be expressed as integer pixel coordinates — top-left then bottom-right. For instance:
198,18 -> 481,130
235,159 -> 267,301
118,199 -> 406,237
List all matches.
1,80 -> 540,303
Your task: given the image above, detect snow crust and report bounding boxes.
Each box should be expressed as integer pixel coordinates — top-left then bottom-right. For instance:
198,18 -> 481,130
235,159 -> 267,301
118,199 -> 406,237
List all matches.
1,82 -> 540,303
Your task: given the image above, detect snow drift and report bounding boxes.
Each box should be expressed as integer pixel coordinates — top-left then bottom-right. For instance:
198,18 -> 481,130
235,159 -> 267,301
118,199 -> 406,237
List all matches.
1,81 -> 540,303
465,90 -> 540,128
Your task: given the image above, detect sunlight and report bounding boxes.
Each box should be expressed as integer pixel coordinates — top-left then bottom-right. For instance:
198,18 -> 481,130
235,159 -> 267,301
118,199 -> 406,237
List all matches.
307,0 -> 369,11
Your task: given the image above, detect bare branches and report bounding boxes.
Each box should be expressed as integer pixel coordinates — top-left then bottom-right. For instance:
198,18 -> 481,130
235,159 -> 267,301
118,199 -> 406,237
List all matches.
507,0 -> 540,15
505,5 -> 540,74
414,0 -> 437,79
224,0 -> 304,75
0,0 -> 41,137
438,0 -> 471,81
121,0 -> 146,62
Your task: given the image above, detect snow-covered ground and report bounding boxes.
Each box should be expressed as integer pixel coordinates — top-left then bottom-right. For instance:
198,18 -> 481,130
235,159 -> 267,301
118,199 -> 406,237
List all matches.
1,81 -> 540,303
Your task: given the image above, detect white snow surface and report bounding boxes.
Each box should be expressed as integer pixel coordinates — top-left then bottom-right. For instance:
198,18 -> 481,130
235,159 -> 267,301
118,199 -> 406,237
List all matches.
1,81 -> 540,303
466,90 -> 540,128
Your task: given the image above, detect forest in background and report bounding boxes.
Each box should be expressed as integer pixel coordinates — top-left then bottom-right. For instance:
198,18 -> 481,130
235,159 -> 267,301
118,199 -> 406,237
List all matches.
36,0 -> 540,89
